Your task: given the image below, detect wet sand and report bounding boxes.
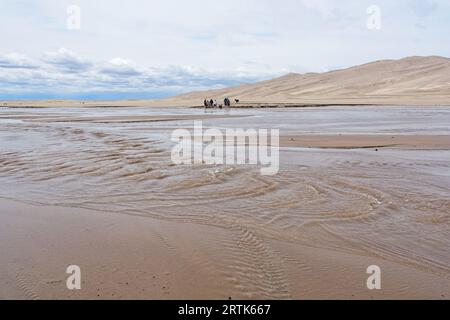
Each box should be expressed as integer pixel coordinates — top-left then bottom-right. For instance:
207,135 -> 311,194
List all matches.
0,113 -> 247,123
0,106 -> 449,299
1,198 -> 448,300
280,134 -> 450,150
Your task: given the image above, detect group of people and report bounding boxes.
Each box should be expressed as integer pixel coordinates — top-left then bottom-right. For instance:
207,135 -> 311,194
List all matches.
204,99 -> 218,108
203,97 -> 239,109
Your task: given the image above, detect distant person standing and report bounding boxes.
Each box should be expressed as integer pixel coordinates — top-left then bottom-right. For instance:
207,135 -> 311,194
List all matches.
204,99 -> 208,108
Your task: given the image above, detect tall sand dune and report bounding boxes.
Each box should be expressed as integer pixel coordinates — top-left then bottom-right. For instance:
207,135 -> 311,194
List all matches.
2,56 -> 450,107
159,56 -> 450,107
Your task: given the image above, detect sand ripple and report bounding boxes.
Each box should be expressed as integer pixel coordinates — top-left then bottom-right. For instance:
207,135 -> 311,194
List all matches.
1,112 -> 449,297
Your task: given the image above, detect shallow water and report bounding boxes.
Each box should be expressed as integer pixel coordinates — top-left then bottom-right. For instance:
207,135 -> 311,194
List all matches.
1,106 -> 449,298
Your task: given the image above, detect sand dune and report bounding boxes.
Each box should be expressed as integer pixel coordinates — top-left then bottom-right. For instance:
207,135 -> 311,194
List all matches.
160,56 -> 450,107
2,56 -> 450,108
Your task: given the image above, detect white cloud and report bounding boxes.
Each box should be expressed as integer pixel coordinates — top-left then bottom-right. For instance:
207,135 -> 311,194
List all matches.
42,48 -> 92,72
100,58 -> 141,76
0,49 -> 281,98
0,53 -> 39,69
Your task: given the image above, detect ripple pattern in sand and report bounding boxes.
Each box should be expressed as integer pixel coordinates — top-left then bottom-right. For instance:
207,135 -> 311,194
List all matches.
1,119 -> 449,294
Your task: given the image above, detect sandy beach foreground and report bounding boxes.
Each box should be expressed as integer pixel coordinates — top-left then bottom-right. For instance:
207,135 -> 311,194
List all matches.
0,106 -> 449,299
1,198 -> 448,300
280,134 -> 450,150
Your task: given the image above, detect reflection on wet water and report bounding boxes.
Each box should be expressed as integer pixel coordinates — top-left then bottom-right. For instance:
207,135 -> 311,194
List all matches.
1,106 -> 449,297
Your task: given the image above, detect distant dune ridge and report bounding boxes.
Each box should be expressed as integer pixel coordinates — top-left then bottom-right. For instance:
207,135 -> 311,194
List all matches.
2,56 -> 450,107
161,55 -> 450,107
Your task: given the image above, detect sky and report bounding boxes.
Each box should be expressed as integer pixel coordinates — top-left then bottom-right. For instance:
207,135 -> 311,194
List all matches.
1,0 -> 449,100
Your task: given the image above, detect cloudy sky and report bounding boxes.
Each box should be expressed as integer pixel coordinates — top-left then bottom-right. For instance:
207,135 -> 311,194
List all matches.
1,0 -> 449,100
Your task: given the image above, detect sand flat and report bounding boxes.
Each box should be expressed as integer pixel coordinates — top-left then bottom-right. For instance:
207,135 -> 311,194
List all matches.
0,198 -> 227,299
280,134 -> 450,150
1,106 -> 449,299
1,198 -> 448,300
7,114 -> 247,123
